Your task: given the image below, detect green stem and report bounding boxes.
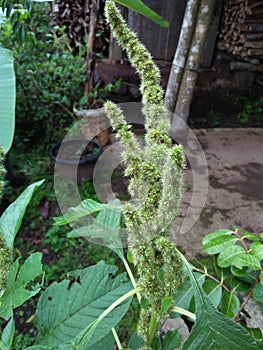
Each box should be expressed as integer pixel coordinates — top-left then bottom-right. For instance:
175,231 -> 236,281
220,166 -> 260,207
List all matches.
146,312 -> 158,347
112,327 -> 123,349
115,248 -> 142,304
172,306 -> 196,321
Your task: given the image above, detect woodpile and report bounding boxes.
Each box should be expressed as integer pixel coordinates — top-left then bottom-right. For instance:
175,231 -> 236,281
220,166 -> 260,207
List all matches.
218,0 -> 263,58
49,0 -> 109,55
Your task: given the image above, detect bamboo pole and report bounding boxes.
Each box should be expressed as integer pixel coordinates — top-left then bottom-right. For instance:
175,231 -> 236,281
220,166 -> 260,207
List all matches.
171,0 -> 216,128
84,0 -> 100,96
165,0 -> 201,114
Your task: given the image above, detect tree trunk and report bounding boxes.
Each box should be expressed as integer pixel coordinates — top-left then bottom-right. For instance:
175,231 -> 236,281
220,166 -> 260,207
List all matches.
165,0 -> 201,114
170,0 -> 216,130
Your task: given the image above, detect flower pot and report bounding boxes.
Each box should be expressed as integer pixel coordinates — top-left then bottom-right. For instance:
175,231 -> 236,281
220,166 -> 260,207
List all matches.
49,138 -> 103,184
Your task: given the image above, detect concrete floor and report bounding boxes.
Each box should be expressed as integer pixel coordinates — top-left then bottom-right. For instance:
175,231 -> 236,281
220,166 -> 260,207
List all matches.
174,128 -> 263,258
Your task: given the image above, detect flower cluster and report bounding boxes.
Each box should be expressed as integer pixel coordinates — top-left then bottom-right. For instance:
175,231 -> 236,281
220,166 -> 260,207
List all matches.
105,1 -> 185,343
0,148 -> 12,291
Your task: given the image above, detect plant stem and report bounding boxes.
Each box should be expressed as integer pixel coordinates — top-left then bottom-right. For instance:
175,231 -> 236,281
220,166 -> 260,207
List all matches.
172,306 -> 196,321
193,267 -> 231,293
112,327 -> 123,349
146,312 -> 158,347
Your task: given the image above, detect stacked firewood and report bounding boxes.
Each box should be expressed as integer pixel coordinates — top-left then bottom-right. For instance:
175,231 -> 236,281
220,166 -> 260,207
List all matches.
49,0 -> 109,54
218,0 -> 263,57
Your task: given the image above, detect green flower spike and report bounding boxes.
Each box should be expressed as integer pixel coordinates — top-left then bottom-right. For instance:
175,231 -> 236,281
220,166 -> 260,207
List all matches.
105,0 -> 186,343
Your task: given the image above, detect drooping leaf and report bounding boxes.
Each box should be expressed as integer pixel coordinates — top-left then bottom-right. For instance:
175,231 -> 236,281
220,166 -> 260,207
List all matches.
179,252 -> 258,350
163,330 -> 182,350
0,180 -> 44,249
221,290 -> 240,319
114,0 -> 169,28
34,262 -> 133,348
67,199 -> 124,249
0,46 -> 15,153
0,317 -> 15,350
202,279 -> 222,308
252,283 -> 263,303
54,199 -> 119,226
0,253 -> 43,320
202,229 -> 236,255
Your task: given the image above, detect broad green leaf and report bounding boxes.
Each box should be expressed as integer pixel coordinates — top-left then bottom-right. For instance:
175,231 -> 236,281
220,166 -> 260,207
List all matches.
202,229 -> 236,254
0,46 -> 15,153
172,273 -> 205,313
221,291 -> 240,319
250,242 -> 263,261
217,246 -> 261,270
0,180 -> 44,249
54,199 -> 119,226
0,253 -> 43,320
202,279 -> 222,308
260,272 -> 263,285
252,283 -> 263,303
34,262 -> 133,348
179,252 -> 258,350
114,0 -> 169,28
0,317 -> 15,350
163,330 -> 182,350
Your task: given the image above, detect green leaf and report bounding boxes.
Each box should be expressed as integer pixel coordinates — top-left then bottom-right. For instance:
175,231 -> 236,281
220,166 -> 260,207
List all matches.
221,291 -> 240,319
67,199 -> 124,248
54,199 -> 118,226
114,0 -> 169,28
160,296 -> 173,314
0,317 -> 15,350
0,47 -> 15,153
250,242 -> 263,261
0,253 -> 43,320
34,262 -> 133,348
202,229 -> 236,254
0,180 -> 44,249
173,273 -> 205,313
252,283 -> 263,303
163,330 -> 182,350
230,277 -> 251,293
202,279 -> 222,308
247,328 -> 262,341
179,253 -> 258,350
128,331 -> 144,349
217,245 -> 261,269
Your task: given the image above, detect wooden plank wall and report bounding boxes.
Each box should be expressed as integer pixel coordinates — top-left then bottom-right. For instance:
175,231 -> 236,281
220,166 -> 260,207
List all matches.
109,0 -> 187,62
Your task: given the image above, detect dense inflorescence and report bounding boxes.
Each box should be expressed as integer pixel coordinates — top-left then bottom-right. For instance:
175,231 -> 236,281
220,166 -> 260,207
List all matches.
0,148 -> 12,291
104,1 -> 185,344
